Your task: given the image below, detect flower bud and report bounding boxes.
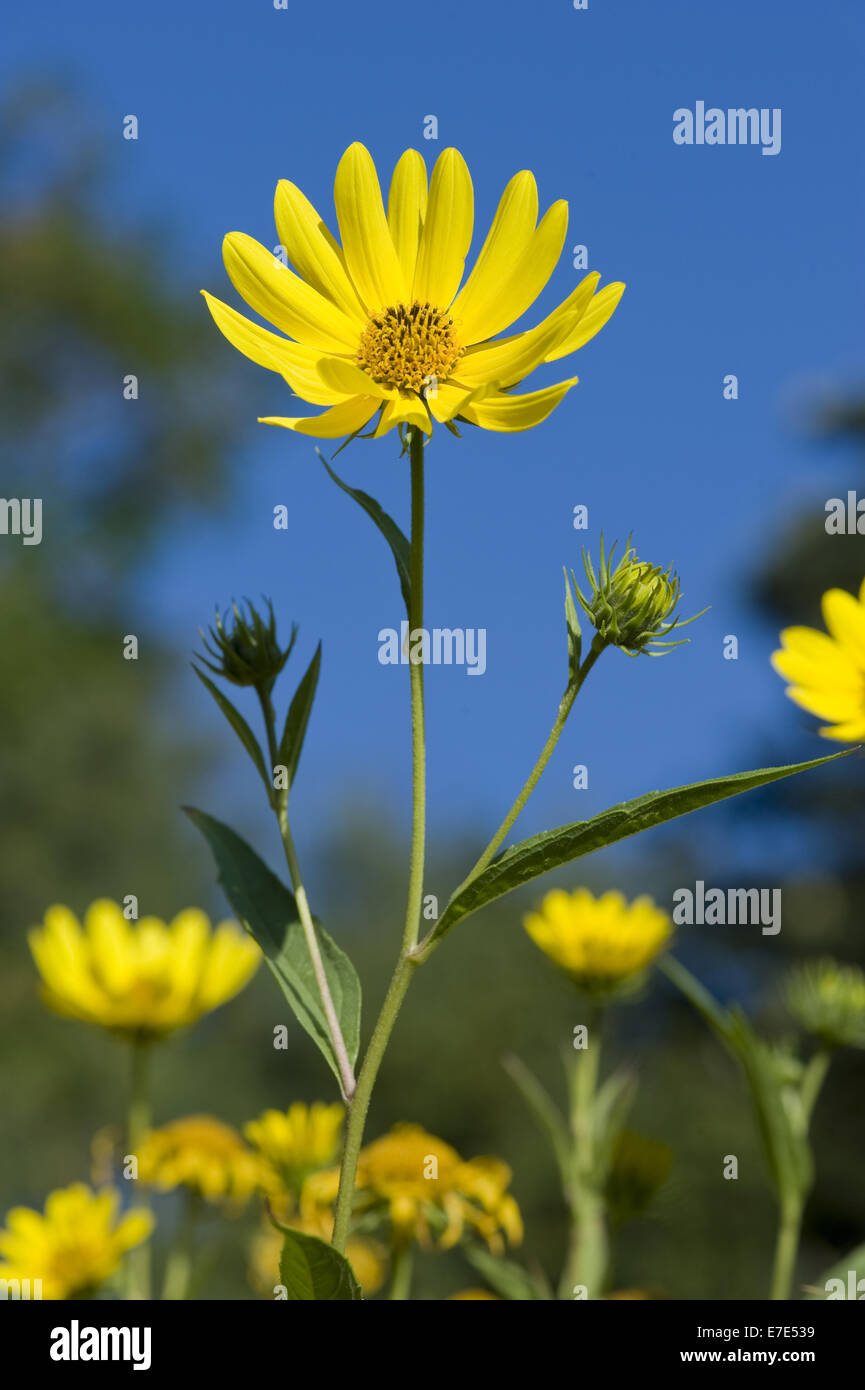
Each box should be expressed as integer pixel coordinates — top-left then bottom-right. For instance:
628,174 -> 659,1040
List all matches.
574,537 -> 701,656
197,599 -> 297,690
786,959 -> 865,1050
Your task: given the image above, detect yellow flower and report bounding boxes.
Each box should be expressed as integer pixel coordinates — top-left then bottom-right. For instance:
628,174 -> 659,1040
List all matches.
249,1213 -> 386,1299
447,1288 -> 500,1300
0,1183 -> 152,1300
244,1102 -> 344,1189
771,580 -> 865,741
29,899 -> 260,1041
303,1123 -> 522,1254
203,142 -> 624,439
137,1116 -> 266,1210
524,888 -> 672,994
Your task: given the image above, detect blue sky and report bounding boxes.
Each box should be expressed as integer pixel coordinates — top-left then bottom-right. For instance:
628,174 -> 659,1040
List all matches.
6,0 -> 864,875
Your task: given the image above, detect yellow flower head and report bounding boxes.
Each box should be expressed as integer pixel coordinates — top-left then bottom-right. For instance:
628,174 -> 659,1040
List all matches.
29,899 -> 260,1041
244,1102 -> 344,1190
771,579 -> 865,741
447,1288 -> 500,1299
523,888 -> 672,995
303,1122 -> 522,1254
137,1116 -> 266,1210
0,1183 -> 152,1300
203,142 -> 624,440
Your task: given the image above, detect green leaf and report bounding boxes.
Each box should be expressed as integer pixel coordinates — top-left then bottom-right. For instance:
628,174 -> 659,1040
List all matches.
183,807 -> 361,1082
502,1053 -> 572,1192
192,666 -> 270,794
429,750 -> 853,943
276,1223 -> 363,1301
463,1244 -> 551,1300
316,447 -> 411,614
278,643 -> 321,789
564,568 -> 581,684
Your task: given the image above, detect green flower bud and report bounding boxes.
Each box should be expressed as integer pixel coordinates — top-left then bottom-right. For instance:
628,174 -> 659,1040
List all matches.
786,959 -> 865,1050
197,599 -> 297,691
574,537 -> 703,655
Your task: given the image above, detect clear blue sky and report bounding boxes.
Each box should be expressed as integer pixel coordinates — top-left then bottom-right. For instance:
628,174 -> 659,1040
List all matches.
7,1 -> 864,875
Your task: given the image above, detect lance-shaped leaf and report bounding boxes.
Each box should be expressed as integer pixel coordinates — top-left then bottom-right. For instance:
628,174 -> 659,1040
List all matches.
275,1221 -> 362,1301
184,808 -> 361,1081
503,1053 -> 572,1192
428,750 -> 853,943
316,447 -> 411,614
277,643 -> 321,789
463,1243 -> 551,1301
192,666 -> 270,794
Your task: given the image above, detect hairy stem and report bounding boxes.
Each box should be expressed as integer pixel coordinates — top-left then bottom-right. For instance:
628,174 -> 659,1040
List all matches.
332,426 -> 429,1252
259,691 -> 357,1101
560,1007 -> 608,1299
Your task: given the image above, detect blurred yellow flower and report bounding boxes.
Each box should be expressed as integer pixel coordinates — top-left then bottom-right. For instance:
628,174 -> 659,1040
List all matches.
303,1123 -> 522,1253
137,1116 -> 266,1210
0,1183 -> 152,1300
29,899 -> 260,1041
447,1287 -> 500,1299
244,1102 -> 343,1189
771,580 -> 865,741
203,142 -> 624,439
524,888 -> 671,994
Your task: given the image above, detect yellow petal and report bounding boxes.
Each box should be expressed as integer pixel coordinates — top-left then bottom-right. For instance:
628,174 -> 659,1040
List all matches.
273,180 -> 365,323
259,395 -> 381,438
457,313 -> 579,389
786,684 -> 864,721
821,588 -> 865,665
412,148 -> 473,309
770,647 -> 861,692
316,358 -> 392,399
427,380 -> 490,424
334,143 -> 406,313
387,149 -> 428,287
450,170 -> 539,343
373,394 -> 432,437
223,233 -> 360,352
546,281 -> 626,361
460,377 -> 578,433
202,294 -> 356,405
460,199 -> 568,344
818,718 -> 865,742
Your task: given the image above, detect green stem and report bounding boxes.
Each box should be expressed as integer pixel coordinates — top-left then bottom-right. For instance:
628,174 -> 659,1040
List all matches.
388,1243 -> 414,1300
769,1197 -> 803,1301
800,1048 -> 831,1125
444,636 -> 605,912
126,1041 -> 152,1300
402,425 -> 427,953
259,691 -> 357,1102
332,427 -> 429,1253
560,1006 -> 608,1299
161,1190 -> 201,1301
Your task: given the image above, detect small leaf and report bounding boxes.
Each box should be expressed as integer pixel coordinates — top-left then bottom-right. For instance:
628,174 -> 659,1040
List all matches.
429,750 -> 853,942
502,1053 -> 572,1192
564,568 -> 582,684
463,1244 -> 551,1301
278,643 -> 321,789
192,666 -> 270,793
184,808 -> 361,1081
276,1223 -> 363,1301
316,447 -> 411,614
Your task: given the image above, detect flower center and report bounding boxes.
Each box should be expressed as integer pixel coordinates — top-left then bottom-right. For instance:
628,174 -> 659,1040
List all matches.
356,301 -> 463,393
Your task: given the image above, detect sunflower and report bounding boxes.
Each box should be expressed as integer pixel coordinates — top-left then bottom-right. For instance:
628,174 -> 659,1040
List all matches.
0,1183 -> 152,1300
523,888 -> 672,994
244,1102 -> 344,1191
136,1116 -> 267,1211
771,580 -> 865,741
28,899 -> 260,1041
302,1122 -> 522,1253
203,143 -> 624,440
